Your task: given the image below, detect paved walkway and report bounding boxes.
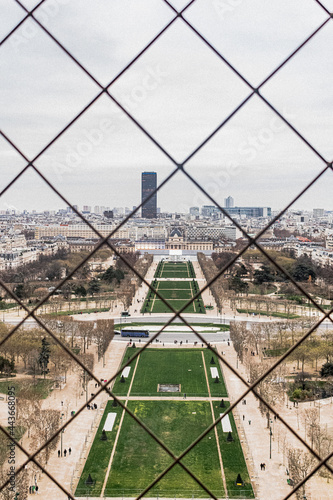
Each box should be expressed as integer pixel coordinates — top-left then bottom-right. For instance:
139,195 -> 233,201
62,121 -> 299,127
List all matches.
218,343 -> 333,500
24,341 -> 127,500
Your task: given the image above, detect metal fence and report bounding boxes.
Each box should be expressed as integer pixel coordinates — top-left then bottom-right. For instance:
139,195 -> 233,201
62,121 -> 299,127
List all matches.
1,0 -> 333,499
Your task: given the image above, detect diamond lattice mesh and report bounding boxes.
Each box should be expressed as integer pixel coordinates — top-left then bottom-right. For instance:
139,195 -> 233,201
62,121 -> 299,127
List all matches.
1,1 -> 333,499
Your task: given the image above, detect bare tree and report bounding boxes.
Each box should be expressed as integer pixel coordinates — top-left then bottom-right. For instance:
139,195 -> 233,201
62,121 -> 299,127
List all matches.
248,358 -> 284,427
287,448 -> 316,500
0,466 -> 28,500
30,409 -> 60,466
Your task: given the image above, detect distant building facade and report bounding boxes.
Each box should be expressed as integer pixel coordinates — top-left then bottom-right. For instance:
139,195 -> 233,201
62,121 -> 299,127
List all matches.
224,196 -> 234,208
141,172 -> 157,219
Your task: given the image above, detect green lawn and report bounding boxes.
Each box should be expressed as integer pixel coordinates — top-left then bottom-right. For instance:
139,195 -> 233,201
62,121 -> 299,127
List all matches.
154,261 -> 196,279
75,401 -> 123,496
236,309 -> 300,319
141,280 -> 205,314
111,348 -> 139,396
76,346 -> 252,498
154,280 -> 192,290
203,349 -> 228,397
213,403 -> 254,498
46,307 -> 110,316
114,321 -> 230,332
127,348 -> 209,397
104,401 -> 225,498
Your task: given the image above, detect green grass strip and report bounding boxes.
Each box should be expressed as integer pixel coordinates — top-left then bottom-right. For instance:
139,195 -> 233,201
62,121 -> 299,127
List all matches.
213,403 -> 254,498
203,349 -> 228,397
236,309 -> 300,319
75,401 -> 123,497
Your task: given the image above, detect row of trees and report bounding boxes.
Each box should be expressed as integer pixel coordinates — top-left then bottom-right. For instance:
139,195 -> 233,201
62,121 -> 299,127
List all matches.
0,317 -> 115,379
211,249 -> 333,293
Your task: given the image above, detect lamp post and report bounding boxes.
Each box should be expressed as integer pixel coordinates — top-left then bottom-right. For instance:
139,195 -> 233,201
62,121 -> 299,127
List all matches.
269,424 -> 273,459
60,413 -> 65,457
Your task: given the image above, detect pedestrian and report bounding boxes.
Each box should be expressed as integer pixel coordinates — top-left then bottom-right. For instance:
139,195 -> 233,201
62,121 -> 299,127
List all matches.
244,399 -> 247,405
94,403 -> 97,409
248,420 -> 251,425
64,449 -> 67,457
35,485 -> 39,494
183,393 -> 186,399
69,447 -> 71,456
263,463 -> 266,470
58,450 -> 60,458
61,401 -> 63,406
243,415 -> 245,421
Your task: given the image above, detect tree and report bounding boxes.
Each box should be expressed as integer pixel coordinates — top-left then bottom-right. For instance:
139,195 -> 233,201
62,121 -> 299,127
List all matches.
100,266 -> 116,284
87,279 -> 100,296
229,276 -> 248,294
287,448 -> 315,500
74,284 -> 87,297
320,362 -> 333,378
46,262 -> 62,281
253,265 -> 275,285
13,283 -> 26,299
291,255 -> 316,282
38,337 -> 51,379
0,356 -> 14,375
94,319 -> 114,361
30,409 -> 60,466
0,466 -> 28,500
248,358 -> 284,427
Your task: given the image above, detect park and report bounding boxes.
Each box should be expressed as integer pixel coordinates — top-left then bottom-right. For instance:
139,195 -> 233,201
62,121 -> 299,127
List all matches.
141,260 -> 206,314
75,347 -> 253,498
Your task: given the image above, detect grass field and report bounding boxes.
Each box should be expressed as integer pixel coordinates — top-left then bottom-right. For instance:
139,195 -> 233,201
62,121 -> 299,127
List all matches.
141,279 -> 205,314
129,348 -> 205,396
76,347 -> 252,498
154,261 -> 195,279
213,403 -> 254,498
203,349 -> 228,397
115,348 -> 228,397
75,401 -> 123,496
105,401 -> 225,498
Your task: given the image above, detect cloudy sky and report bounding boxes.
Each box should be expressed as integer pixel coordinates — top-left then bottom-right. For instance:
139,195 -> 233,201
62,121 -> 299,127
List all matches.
1,0 -> 333,214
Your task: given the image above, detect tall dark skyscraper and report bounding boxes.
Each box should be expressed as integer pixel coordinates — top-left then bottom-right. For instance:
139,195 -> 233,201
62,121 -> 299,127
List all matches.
141,172 -> 157,219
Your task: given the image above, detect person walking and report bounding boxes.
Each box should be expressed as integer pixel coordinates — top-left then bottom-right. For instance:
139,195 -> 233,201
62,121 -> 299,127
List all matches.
69,447 -> 71,456
58,450 -> 60,458
243,415 -> 245,421
64,449 -> 67,457
248,420 -> 251,425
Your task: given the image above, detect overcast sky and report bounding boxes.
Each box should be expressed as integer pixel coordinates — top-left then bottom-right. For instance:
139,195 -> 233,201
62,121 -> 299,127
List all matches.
1,0 -> 333,214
